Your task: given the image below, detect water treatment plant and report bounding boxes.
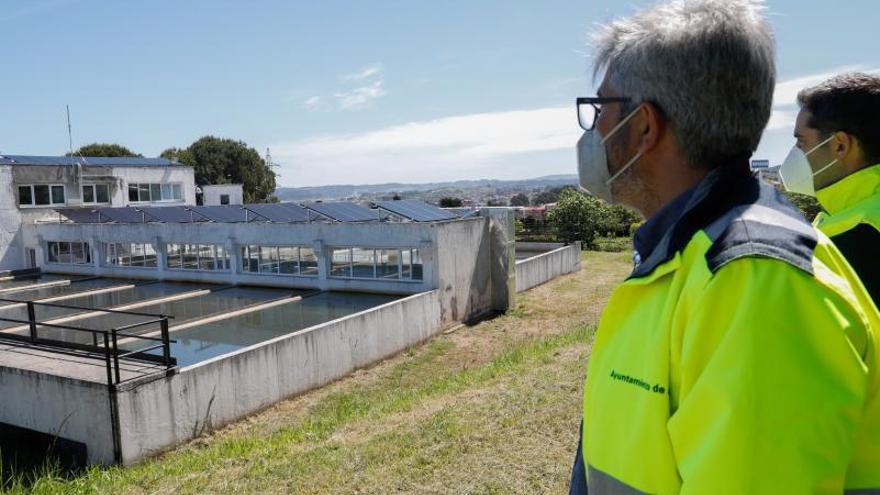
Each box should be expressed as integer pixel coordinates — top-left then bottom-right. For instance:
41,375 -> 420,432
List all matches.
0,155 -> 581,467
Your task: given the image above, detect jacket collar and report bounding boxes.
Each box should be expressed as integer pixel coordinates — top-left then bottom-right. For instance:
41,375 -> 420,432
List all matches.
816,163 -> 880,216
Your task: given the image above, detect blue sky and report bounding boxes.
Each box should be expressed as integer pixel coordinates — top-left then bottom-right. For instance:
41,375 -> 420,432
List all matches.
1,0 -> 878,187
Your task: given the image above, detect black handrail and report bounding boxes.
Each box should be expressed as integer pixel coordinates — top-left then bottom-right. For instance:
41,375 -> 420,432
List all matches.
0,299 -> 176,389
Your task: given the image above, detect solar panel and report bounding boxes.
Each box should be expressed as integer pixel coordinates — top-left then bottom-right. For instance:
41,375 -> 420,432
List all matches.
376,200 -> 460,222
94,207 -> 157,223
244,203 -> 312,222
189,205 -> 250,223
306,202 -> 379,222
135,206 -> 205,223
54,208 -> 105,223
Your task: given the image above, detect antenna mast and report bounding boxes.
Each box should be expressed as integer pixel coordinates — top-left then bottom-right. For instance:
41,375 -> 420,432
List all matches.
66,105 -> 74,155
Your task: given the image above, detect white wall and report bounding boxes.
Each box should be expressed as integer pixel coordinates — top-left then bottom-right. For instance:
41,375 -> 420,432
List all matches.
201,184 -> 243,205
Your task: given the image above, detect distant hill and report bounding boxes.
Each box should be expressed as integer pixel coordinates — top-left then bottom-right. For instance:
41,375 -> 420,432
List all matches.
275,175 -> 578,201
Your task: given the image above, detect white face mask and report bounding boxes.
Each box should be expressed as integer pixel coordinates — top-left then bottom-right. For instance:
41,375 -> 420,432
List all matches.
779,135 -> 838,197
577,105 -> 643,203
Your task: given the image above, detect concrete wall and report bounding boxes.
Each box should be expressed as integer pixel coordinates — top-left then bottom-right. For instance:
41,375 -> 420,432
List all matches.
201,184 -> 243,205
0,364 -> 116,464
114,289 -> 442,464
515,242 -> 581,293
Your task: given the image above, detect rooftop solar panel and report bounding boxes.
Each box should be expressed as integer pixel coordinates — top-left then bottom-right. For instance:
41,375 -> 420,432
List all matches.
138,206 -> 207,223
306,202 -> 379,222
244,203 -> 312,222
0,155 -> 177,167
376,200 -> 460,222
189,205 -> 250,223
94,207 -> 157,223
54,208 -> 105,223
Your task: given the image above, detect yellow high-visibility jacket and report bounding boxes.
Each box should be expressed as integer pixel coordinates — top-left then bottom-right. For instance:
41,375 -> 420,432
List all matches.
575,167 -> 880,494
815,163 -> 880,307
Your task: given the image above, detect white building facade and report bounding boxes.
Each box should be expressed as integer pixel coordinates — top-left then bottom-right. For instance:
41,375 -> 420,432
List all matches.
0,155 -> 196,271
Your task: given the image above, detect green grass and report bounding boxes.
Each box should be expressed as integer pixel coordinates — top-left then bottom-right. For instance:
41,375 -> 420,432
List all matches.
3,251 -> 631,495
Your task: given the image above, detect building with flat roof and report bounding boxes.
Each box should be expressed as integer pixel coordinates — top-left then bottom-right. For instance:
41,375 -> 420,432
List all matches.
0,155 -> 196,270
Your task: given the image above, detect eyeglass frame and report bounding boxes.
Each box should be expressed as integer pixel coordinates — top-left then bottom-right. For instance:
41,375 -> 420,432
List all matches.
576,96 -> 632,131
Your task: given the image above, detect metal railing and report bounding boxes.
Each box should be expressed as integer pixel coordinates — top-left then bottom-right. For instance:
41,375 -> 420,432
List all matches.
0,298 -> 176,388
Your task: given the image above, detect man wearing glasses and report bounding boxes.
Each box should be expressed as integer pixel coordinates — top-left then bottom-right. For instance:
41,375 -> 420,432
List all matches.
568,0 -> 880,494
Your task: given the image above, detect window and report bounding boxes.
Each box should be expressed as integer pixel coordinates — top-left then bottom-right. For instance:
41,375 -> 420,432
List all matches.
128,183 -> 183,203
220,194 -> 230,205
329,247 -> 423,281
105,243 -> 157,267
330,248 -> 352,278
165,243 -> 229,271
82,184 -> 110,204
240,245 -> 317,277
47,241 -> 91,264
17,184 -> 65,207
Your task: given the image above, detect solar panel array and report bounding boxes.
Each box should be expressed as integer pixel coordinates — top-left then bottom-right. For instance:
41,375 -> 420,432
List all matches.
306,202 -> 379,222
144,206 -> 208,223
53,201 -> 461,224
189,205 -> 249,223
244,203 -> 312,222
375,200 -> 460,222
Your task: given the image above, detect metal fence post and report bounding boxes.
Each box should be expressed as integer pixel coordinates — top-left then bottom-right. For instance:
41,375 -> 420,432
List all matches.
111,329 -> 120,384
160,317 -> 171,367
103,332 -> 113,387
26,301 -> 37,342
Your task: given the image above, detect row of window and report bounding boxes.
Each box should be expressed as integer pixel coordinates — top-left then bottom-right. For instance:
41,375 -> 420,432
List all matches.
330,248 -> 423,281
105,242 -> 158,267
128,183 -> 183,203
46,242 -> 424,281
241,245 -> 319,276
47,241 -> 92,265
166,243 -> 231,271
16,183 -> 183,207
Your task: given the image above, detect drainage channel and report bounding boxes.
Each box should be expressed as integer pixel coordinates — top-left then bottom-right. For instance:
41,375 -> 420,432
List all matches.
0,278 -> 138,309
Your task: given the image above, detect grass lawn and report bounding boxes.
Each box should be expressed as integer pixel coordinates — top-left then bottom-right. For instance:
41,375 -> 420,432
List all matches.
4,251 -> 632,495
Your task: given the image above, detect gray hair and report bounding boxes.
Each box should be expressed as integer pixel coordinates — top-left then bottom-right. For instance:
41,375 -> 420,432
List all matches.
593,0 -> 776,168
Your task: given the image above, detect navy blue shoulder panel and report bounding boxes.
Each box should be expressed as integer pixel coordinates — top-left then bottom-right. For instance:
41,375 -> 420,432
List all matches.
629,161 -> 818,279
703,197 -> 818,274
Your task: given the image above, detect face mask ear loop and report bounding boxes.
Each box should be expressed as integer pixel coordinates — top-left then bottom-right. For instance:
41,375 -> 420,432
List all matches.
813,159 -> 838,177
605,150 -> 643,185
805,134 -> 837,157
600,104 -> 643,145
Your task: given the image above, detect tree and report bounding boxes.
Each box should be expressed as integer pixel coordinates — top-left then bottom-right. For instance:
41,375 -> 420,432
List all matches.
510,193 -> 530,207
165,136 -> 276,203
66,143 -> 142,157
487,198 -> 507,207
159,147 -> 193,165
599,204 -> 642,237
439,197 -> 463,207
546,188 -> 603,247
534,186 -> 573,205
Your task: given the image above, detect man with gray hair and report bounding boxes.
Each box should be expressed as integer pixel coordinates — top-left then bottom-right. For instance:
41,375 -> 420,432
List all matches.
570,0 -> 880,493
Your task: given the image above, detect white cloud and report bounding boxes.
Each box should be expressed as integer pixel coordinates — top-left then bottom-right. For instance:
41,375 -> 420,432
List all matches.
334,80 -> 387,110
303,96 -> 321,109
772,65 -> 863,108
343,64 -> 382,82
270,106 -> 578,186
271,65 -> 880,186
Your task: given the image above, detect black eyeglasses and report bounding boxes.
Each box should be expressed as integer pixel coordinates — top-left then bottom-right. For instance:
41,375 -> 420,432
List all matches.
576,96 -> 632,131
